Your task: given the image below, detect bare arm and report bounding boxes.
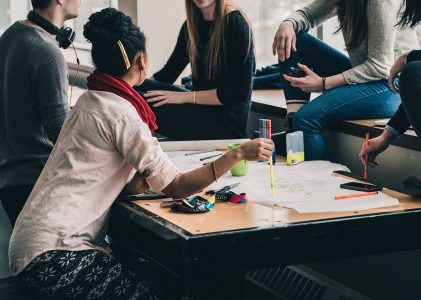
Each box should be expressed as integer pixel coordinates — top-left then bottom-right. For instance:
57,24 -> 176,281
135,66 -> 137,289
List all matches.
163,139 -> 274,199
120,171 -> 150,196
145,89 -> 222,107
325,74 -> 347,90
283,64 -> 347,92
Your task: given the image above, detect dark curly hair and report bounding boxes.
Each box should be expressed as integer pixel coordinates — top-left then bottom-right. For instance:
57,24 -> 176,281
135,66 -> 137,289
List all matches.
83,8 -> 146,77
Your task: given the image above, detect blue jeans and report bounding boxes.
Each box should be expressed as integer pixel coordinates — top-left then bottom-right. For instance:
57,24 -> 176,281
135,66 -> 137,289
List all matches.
279,32 -> 401,160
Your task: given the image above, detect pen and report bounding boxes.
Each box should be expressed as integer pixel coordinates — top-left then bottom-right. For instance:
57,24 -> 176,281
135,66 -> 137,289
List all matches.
160,198 -> 185,208
205,182 -> 240,195
334,191 -> 378,200
269,155 -> 275,196
364,132 -> 369,180
264,119 -> 275,197
185,149 -> 215,156
200,153 -> 223,161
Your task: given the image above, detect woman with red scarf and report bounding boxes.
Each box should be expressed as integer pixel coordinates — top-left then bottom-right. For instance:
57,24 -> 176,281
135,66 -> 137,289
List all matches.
8,8 -> 273,300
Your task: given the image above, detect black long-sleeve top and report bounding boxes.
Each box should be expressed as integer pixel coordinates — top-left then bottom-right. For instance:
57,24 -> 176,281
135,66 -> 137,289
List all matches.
387,49 -> 421,135
153,11 -> 255,138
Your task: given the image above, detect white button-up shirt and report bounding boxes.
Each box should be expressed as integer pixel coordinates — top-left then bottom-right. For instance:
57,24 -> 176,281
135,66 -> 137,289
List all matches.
9,90 -> 177,274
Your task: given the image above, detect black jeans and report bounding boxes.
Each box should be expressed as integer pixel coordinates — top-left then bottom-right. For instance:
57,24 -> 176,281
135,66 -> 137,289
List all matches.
0,185 -> 33,227
399,61 -> 421,137
135,79 -> 241,140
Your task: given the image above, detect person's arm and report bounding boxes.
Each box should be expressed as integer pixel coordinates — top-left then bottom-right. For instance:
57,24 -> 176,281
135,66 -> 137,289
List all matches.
162,138 -> 273,198
342,0 -> 401,84
359,128 -> 395,168
282,63 -> 346,93
31,44 -> 69,144
285,0 -> 336,33
359,105 -> 411,168
120,171 -> 150,196
214,12 -> 255,108
407,50 -> 421,63
386,105 -> 412,136
146,13 -> 255,107
113,112 -> 273,198
144,89 -> 222,107
153,22 -> 189,84
284,0 -> 402,92
273,0 -> 335,61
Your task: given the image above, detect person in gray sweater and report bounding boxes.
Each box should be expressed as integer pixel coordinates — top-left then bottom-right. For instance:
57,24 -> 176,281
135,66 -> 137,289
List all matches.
272,0 -> 418,160
0,0 -> 81,226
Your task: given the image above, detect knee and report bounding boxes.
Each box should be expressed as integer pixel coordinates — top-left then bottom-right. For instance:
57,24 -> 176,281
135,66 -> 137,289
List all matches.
278,32 -> 310,67
295,31 -> 317,50
293,108 -> 321,132
399,61 -> 421,89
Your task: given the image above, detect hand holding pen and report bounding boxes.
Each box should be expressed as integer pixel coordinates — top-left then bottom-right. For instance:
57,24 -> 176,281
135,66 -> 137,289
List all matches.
359,130 -> 393,168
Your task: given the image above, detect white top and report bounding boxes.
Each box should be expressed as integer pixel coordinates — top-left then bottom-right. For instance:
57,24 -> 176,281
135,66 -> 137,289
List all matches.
286,0 -> 418,84
8,90 -> 178,275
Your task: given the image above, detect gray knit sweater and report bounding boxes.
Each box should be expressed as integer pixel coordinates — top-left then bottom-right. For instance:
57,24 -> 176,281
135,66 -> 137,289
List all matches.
0,22 -> 69,189
286,0 -> 419,84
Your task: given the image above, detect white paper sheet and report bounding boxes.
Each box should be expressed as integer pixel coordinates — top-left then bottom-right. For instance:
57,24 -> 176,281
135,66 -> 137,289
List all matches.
281,193 -> 399,213
160,139 -> 250,151
164,151 -> 401,213
166,151 -> 224,172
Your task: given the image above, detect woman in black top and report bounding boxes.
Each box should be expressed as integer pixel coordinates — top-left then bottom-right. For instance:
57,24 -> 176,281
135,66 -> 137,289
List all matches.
360,0 -> 421,164
136,0 -> 255,140
360,0 -> 420,195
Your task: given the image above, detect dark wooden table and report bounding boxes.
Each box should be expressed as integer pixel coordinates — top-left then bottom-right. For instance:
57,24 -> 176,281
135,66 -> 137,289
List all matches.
109,177 -> 421,298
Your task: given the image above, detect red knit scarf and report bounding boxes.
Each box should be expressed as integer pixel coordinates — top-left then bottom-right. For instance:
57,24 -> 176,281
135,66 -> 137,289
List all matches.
87,70 -> 158,134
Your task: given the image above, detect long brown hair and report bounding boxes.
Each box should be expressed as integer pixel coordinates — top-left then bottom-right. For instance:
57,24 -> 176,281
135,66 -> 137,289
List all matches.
397,0 -> 421,28
185,0 -> 253,79
334,0 -> 368,51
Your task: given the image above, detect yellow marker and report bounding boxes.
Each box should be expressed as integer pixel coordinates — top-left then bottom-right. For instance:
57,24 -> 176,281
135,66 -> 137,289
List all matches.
269,156 -> 275,196
287,151 -> 305,166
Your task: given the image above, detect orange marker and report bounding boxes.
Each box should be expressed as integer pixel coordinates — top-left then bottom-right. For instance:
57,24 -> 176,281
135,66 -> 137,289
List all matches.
364,132 -> 369,180
335,191 -> 378,200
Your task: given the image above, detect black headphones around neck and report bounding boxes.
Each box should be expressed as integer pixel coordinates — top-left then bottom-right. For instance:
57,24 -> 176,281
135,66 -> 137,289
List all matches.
27,10 -> 76,49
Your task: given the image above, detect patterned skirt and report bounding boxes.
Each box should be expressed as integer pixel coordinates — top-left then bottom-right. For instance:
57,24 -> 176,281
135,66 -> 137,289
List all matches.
18,250 -> 162,299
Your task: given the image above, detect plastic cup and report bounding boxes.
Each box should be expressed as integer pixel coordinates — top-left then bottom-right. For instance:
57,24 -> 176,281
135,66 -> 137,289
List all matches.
227,143 -> 249,176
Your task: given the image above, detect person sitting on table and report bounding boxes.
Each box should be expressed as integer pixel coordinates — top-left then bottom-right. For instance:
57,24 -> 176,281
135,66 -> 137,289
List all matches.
136,0 -> 255,140
8,8 -> 274,299
0,0 -> 81,227
272,0 -> 417,160
360,0 -> 421,195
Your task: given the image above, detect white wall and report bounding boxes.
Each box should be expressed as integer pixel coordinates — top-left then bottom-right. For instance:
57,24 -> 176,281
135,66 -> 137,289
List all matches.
138,0 -> 188,80
322,17 -> 346,54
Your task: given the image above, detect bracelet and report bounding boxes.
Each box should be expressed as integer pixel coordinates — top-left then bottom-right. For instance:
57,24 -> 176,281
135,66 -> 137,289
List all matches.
211,161 -> 218,182
283,19 -> 297,31
322,77 -> 326,93
193,91 -> 197,104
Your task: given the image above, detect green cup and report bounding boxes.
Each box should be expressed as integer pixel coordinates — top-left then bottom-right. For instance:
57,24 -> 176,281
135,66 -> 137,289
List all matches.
227,143 -> 249,176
